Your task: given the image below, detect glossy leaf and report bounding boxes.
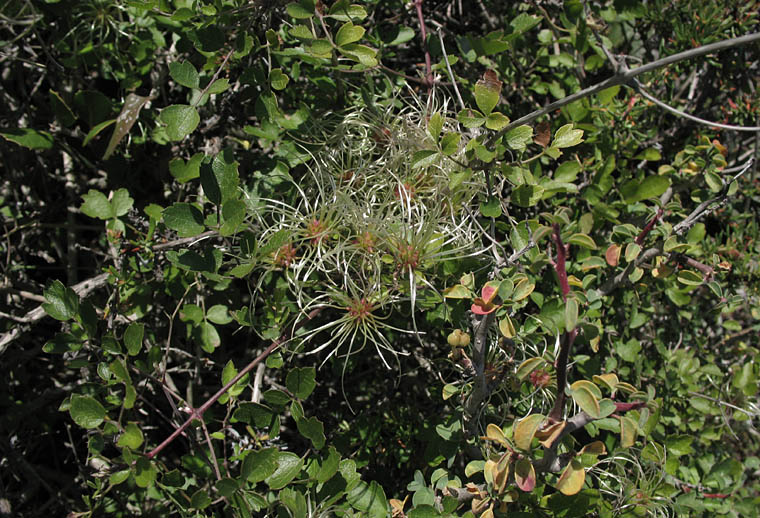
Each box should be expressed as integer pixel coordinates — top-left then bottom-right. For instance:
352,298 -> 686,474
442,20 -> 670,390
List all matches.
70,395 -> 106,429
43,280 -> 79,321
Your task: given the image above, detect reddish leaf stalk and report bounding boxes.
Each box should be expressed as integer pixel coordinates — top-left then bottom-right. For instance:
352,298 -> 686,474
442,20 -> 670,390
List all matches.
635,207 -> 664,245
146,307 -> 322,460
413,0 -> 433,87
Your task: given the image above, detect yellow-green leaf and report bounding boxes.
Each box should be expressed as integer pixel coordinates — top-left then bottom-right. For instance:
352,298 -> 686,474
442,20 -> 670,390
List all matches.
677,269 -> 704,286
556,458 -> 585,495
567,233 -> 597,250
499,315 -> 516,338
485,423 -> 510,447
620,415 -> 637,447
571,384 -> 600,418
512,279 -> 535,301
516,357 -> 544,381
551,123 -> 584,148
514,414 -> 545,450
625,242 -> 641,262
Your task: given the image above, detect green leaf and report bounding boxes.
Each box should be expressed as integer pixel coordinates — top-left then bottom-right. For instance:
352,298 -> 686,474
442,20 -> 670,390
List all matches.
265,451 -> 303,489
567,233 -> 597,249
665,434 -> 694,457
505,125 -> 533,151
571,384 -> 600,418
551,123 -> 584,148
347,480 -> 388,518
163,203 -> 205,237
110,470 -> 130,486
286,1 -> 315,19
443,284 -> 471,299
160,105 -> 200,141
189,489 -> 212,510
124,323 -> 144,356
677,269 -> 703,286
411,149 -> 440,169
111,189 -> 134,217
240,448 -> 279,484
440,132 -> 460,155
286,367 -> 317,399
512,184 -> 544,207
296,415 -> 325,449
83,119 -> 116,147
516,357 -> 544,381
80,190 -> 113,220
207,304 -> 232,325
269,68 -> 289,90
565,297 -> 578,331
457,109 -> 485,128
480,196 -> 501,218
43,280 -> 79,321
554,161 -> 582,183
117,422 -> 144,449
317,446 -> 341,483
207,78 -> 230,94
474,71 -> 501,115
328,1 -> 367,21
134,457 -> 157,488
169,61 -> 199,89
485,112 -> 510,130
194,322 -> 220,353
70,394 -> 106,429
428,112 -> 443,141
336,21 -> 365,46
169,153 -> 204,183
0,127 -> 54,149
340,44 -> 378,66
621,176 -> 671,203
49,90 -> 76,127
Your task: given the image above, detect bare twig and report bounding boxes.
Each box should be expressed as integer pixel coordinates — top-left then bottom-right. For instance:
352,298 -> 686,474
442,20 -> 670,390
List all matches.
146,308 -> 322,460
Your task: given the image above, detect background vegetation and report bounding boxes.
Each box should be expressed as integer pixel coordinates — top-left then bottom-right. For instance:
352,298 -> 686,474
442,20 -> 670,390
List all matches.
1,0 -> 759,517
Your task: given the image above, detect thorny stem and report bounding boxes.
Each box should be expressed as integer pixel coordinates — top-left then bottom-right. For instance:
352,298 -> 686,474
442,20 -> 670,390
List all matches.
146,308 -> 322,460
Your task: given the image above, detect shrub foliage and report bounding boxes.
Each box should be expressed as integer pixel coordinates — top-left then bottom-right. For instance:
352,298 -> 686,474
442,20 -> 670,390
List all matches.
1,1 -> 759,517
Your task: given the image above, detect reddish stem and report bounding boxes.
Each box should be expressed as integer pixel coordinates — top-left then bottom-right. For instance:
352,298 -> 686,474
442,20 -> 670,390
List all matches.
146,307 -> 322,460
414,0 -> 433,87
552,224 -> 570,301
635,207 -> 664,245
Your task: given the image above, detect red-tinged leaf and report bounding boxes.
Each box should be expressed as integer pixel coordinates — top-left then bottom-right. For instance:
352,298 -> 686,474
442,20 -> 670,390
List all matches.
606,243 -> 621,266
481,283 -> 499,304
471,299 -> 500,315
515,458 -> 536,492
